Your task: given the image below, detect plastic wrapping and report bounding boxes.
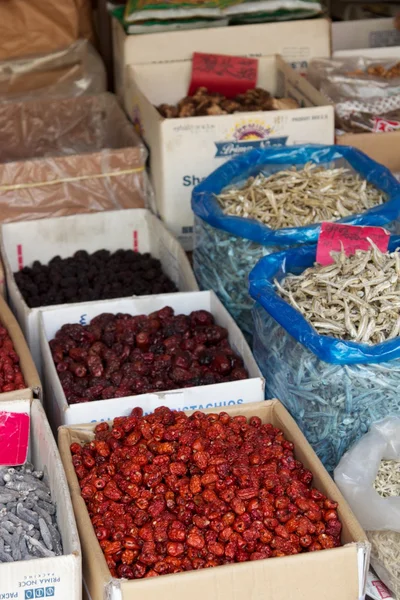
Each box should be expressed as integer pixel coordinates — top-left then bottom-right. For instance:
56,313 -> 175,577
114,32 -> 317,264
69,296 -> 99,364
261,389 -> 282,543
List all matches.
0,0 -> 94,61
192,144 -> 400,339
0,92 -> 153,223
335,418 -> 400,597
309,57 -> 400,134
249,235 -> 400,473
123,0 -> 322,23
0,41 -> 106,103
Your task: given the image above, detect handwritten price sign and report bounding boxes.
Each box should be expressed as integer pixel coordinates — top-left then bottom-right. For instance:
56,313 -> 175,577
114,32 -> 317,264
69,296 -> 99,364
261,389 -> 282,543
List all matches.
0,411 -> 30,465
188,52 -> 258,98
316,222 -> 390,266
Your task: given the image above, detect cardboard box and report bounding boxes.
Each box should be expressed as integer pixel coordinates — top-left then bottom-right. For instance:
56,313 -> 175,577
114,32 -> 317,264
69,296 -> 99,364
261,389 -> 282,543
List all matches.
338,129 -> 400,176
333,46 -> 400,59
39,290 -> 265,428
113,17 -> 331,109
0,93 -> 150,225
0,393 -> 81,599
127,54 -> 335,249
2,208 -> 198,375
332,17 -> 400,53
0,294 -> 41,401
58,400 -> 369,600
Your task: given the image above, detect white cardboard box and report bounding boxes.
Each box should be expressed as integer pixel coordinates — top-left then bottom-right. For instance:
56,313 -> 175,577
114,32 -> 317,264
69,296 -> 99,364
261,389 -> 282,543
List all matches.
39,291 -> 265,429
127,54 -> 335,249
113,17 -> 331,109
0,393 -> 81,599
333,46 -> 400,59
332,17 -> 400,53
1,209 -> 198,375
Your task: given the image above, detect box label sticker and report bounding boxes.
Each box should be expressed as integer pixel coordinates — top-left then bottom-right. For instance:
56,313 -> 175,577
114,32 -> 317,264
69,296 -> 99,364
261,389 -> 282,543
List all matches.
316,222 -> 390,266
0,411 -> 30,466
189,52 -> 258,98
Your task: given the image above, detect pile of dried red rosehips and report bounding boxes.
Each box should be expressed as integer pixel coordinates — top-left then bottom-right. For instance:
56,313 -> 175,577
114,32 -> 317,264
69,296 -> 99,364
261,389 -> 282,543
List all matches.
0,325 -> 26,393
70,406 -> 342,580
50,308 -> 248,405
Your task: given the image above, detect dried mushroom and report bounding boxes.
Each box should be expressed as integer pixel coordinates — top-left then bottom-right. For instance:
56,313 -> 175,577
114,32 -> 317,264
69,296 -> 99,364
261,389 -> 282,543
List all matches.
157,87 -> 299,118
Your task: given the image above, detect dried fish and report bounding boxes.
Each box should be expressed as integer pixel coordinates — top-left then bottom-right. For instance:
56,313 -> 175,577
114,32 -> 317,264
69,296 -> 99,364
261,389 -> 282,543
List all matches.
275,246 -> 400,345
0,465 -> 63,561
217,163 -> 386,229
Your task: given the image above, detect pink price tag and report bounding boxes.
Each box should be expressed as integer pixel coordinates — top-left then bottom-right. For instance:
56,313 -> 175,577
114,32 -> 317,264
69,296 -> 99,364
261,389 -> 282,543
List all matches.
316,222 -> 390,266
0,411 -> 30,466
188,52 -> 258,98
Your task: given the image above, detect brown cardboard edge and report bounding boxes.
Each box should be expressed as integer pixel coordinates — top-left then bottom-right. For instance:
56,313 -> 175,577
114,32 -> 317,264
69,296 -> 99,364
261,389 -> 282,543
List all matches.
338,130 -> 400,173
58,399 -> 367,594
0,295 -> 41,398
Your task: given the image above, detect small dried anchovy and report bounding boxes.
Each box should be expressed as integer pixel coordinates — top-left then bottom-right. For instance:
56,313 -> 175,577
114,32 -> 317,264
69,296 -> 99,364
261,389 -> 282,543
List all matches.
0,465 -> 63,562
373,459 -> 400,498
217,162 -> 386,229
253,304 -> 400,473
194,218 -> 274,340
275,245 -> 400,345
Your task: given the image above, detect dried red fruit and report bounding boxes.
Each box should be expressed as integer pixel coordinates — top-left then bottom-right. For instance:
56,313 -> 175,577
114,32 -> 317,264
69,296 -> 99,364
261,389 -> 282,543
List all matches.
72,407 -> 342,581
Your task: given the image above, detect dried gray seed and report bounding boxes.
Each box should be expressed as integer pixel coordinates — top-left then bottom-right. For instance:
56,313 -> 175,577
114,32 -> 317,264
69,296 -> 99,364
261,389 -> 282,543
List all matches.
25,535 -> 55,558
16,504 -> 39,527
37,500 -> 56,515
38,518 -> 53,551
0,548 -> 13,562
35,505 -> 52,526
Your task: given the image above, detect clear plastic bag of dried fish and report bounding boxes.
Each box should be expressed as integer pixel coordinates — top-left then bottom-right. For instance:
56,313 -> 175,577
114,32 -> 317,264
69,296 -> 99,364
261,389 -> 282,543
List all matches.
249,235 -> 400,474
335,417 -> 400,598
192,145 -> 400,340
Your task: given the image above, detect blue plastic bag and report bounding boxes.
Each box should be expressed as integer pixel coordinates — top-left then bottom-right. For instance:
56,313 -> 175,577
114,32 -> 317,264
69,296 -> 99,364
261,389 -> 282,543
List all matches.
249,234 -> 400,473
192,144 -> 400,340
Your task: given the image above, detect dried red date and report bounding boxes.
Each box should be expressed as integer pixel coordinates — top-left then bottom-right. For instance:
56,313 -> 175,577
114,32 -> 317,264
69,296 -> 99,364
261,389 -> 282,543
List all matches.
51,308 -> 248,404
71,406 -> 342,581
0,325 -> 26,393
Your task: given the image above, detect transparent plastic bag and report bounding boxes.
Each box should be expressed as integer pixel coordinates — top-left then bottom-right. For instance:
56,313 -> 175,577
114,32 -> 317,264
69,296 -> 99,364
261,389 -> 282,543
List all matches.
192,145 -> 400,340
0,92 -> 153,223
249,236 -> 400,474
309,56 -> 400,134
0,41 -> 106,103
335,418 -> 400,597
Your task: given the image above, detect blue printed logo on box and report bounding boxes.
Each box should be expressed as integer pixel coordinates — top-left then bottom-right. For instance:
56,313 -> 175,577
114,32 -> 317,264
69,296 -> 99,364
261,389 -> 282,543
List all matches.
25,592 -> 34,600
35,589 -> 44,598
45,588 -> 55,597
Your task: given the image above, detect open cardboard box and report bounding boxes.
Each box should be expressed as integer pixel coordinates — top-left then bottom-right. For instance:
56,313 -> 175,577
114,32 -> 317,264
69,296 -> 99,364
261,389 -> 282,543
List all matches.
0,93 -> 150,225
332,18 -> 400,53
2,209 -> 198,376
0,294 -> 41,402
58,400 -> 369,600
127,54 -> 334,249
113,17 -> 331,108
338,130 -> 400,175
0,392 -> 81,599
39,290 -> 264,429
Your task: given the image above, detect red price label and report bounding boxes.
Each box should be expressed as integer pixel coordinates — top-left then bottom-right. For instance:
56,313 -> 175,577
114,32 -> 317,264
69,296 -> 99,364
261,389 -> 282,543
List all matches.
188,52 -> 258,98
0,412 -> 30,466
316,222 -> 390,266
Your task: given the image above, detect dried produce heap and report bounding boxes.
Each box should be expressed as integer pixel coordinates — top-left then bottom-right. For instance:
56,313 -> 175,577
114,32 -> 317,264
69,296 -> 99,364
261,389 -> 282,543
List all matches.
275,245 -> 400,345
71,406 -> 342,580
157,87 -> 299,118
0,464 -> 62,563
368,460 -> 400,599
14,249 -> 177,308
0,325 -> 26,393
217,163 -> 386,229
50,308 -> 249,405
347,62 -> 400,79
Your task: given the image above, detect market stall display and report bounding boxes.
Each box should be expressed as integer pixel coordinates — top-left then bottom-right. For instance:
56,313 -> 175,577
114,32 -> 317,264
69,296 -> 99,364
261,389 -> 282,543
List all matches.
192,145 -> 400,339
58,400 -> 368,600
249,235 -> 400,474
